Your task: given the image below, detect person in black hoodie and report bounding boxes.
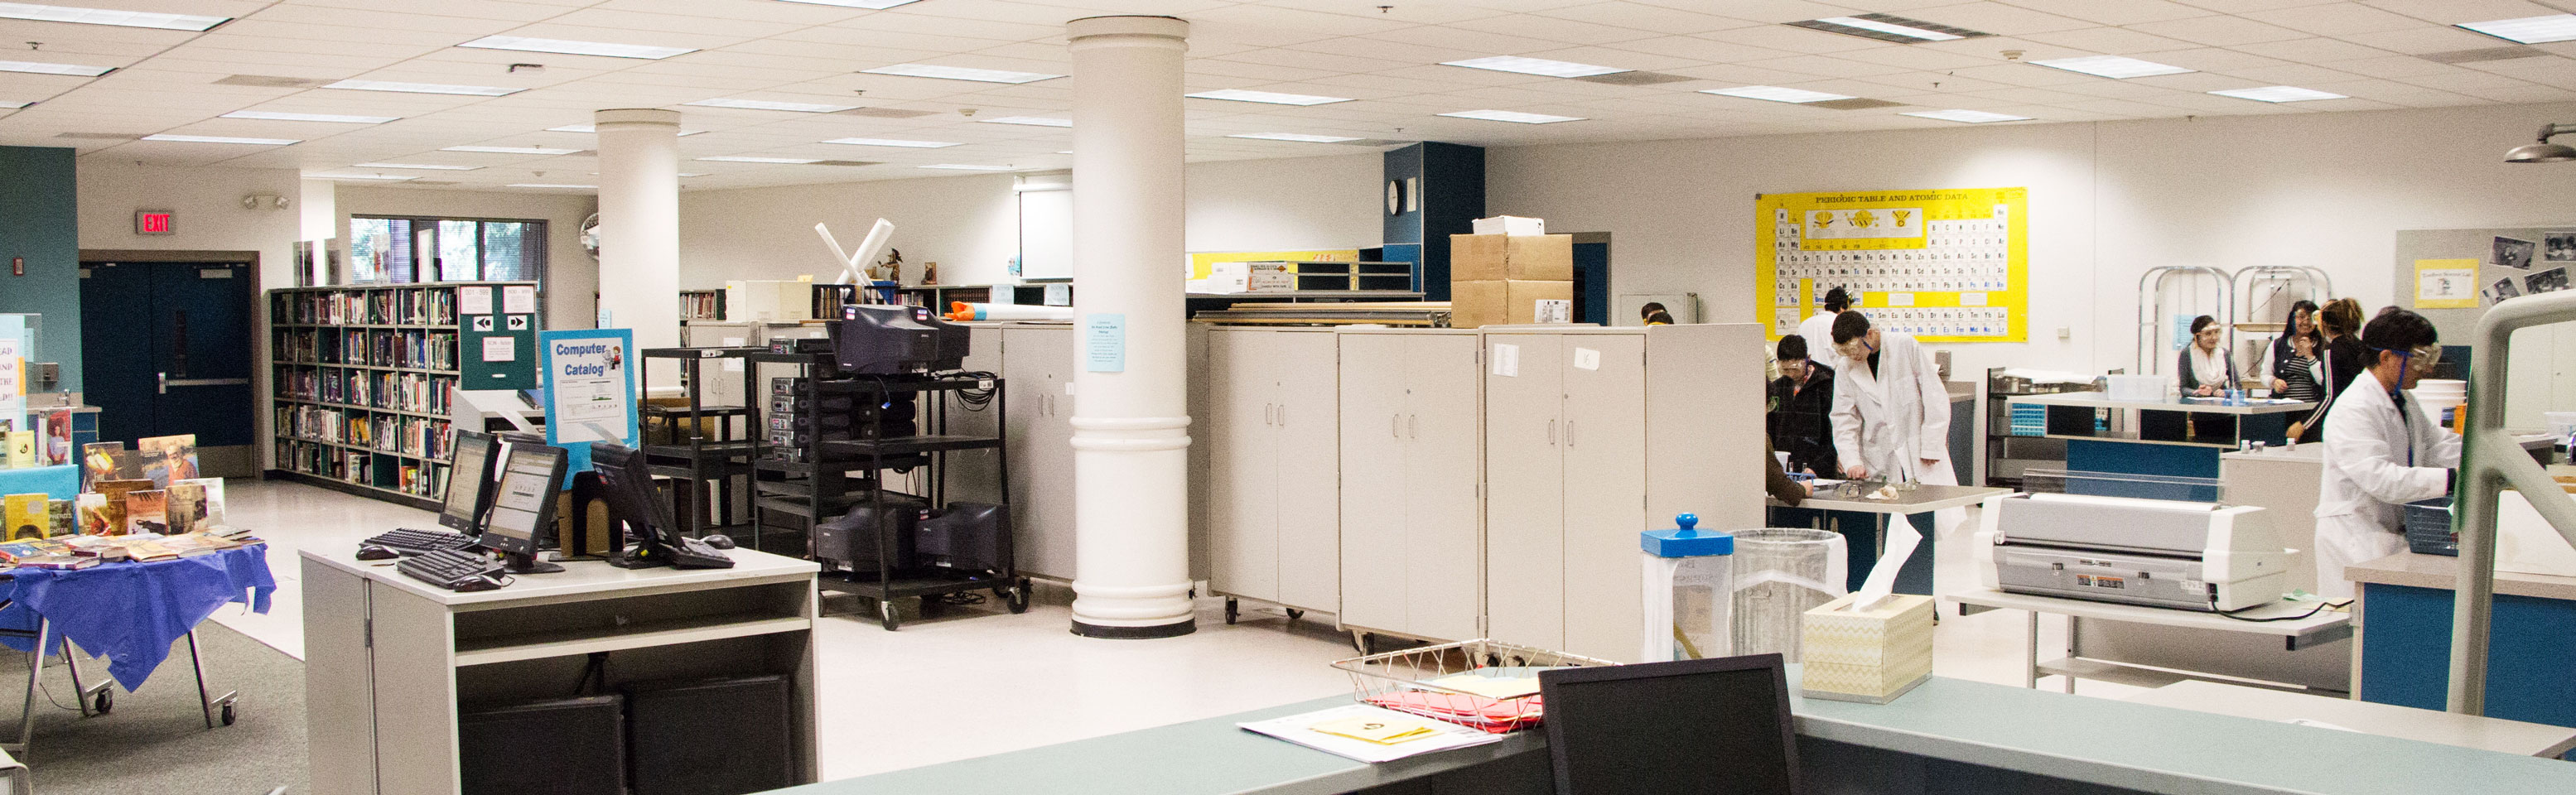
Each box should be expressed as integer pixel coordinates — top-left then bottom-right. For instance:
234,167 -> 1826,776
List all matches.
1768,335 -> 1839,476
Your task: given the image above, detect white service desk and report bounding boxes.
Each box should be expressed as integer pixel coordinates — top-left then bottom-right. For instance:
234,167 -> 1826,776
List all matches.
302,547 -> 822,795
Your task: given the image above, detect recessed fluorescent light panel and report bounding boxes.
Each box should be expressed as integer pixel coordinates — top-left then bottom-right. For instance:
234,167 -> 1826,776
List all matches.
142,133 -> 299,145
1702,85 -> 1855,104
0,100 -> 30,108
2029,55 -> 2192,79
1228,132 -> 1363,143
861,63 -> 1063,84
221,110 -> 398,123
2458,14 -> 2576,45
1437,109 -> 1584,124
921,164 -> 1015,171
442,145 -> 581,155
979,116 -> 1070,128
0,2 -> 227,31
696,155 -> 821,164
544,124 -> 703,135
323,80 -> 519,96
684,97 -> 858,113
459,35 -> 695,60
309,173 -> 413,181
1789,13 -> 1988,43
823,137 -> 960,148
1440,55 -> 1626,78
2208,85 -> 2346,103
1185,89 -> 1352,106
0,60 -> 112,76
508,183 -> 595,189
774,0 -> 919,7
354,162 -> 480,171
1900,108 -> 2030,123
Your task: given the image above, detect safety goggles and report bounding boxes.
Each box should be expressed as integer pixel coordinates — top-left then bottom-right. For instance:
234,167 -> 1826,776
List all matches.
2370,344 -> 2442,373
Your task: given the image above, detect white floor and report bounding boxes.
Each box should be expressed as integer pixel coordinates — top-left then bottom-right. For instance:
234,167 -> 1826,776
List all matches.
210,479 -> 2145,783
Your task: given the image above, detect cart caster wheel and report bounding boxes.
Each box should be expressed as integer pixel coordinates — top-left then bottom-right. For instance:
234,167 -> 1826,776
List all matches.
1353,633 -> 1375,655
1006,581 -> 1030,614
93,690 -> 112,715
1224,598 -> 1239,625
220,702 -> 237,726
1286,609 -> 1305,622
879,601 -> 902,631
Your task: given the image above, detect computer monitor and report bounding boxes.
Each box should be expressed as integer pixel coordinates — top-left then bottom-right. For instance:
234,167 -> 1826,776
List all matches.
1538,653 -> 1800,795
439,431 -> 501,534
591,442 -> 732,570
483,442 -> 570,575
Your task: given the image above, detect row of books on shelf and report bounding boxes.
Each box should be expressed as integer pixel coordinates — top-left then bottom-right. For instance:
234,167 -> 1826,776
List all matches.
275,439 -> 446,497
680,291 -> 725,320
276,328 -> 461,371
273,406 -> 455,458
279,369 -> 455,415
271,286 -> 460,326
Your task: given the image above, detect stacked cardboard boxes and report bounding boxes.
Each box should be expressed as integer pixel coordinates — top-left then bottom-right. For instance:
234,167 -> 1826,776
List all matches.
1450,231 -> 1574,328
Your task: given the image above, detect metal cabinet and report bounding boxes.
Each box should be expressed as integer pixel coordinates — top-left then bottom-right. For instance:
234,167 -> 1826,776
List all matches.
1000,325 -> 1078,581
1207,329 -> 1341,616
1480,325 -> 1763,663
1338,330 -> 1483,644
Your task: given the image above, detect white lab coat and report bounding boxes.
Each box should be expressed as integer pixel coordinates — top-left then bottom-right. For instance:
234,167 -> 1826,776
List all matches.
1829,330 -> 1954,486
1798,311 -> 1843,372
2313,380 -> 2460,600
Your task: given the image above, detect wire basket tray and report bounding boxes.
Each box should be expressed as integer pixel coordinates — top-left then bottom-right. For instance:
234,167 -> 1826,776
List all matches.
1329,638 -> 1617,734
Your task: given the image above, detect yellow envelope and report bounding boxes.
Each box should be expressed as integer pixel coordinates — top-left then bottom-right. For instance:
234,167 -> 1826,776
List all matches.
1309,715 -> 1439,745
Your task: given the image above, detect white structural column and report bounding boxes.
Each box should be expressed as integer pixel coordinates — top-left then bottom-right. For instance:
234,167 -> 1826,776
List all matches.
1066,15 -> 1195,638
593,108 -> 682,379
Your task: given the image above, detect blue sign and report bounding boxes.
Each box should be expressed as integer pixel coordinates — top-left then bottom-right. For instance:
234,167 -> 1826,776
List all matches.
1084,313 -> 1126,373
538,328 -> 639,473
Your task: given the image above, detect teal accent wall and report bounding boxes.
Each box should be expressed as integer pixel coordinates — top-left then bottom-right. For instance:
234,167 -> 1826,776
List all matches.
0,146 -> 80,392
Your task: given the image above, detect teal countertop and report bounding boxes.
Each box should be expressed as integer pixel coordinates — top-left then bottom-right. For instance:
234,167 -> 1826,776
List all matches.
779,668 -> 2576,795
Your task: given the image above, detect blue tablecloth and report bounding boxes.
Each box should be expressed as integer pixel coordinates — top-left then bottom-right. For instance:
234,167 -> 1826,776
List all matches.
0,544 -> 275,690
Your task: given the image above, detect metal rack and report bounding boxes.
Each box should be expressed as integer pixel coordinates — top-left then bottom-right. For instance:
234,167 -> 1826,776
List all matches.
639,346 -> 766,545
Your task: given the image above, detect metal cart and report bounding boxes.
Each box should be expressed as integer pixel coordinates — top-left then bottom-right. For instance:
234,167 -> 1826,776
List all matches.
639,346 -> 767,544
1,588 -> 239,754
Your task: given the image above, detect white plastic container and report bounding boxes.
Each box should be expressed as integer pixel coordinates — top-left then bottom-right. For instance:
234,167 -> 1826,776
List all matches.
2105,374 -> 2165,402
1472,215 -> 1545,235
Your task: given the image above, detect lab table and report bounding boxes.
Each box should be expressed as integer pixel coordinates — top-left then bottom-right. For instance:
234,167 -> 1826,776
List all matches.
2125,680 -> 2576,759
767,667 -> 2576,795
2006,393 -> 2314,488
1769,484 -> 2011,596
2344,552 -> 2576,735
1948,586 -> 2352,693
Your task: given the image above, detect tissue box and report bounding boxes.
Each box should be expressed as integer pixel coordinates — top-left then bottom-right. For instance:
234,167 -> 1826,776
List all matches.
1473,215 -> 1545,235
1800,593 -> 1934,704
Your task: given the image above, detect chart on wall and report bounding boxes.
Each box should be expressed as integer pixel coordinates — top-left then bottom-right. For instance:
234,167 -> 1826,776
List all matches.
1756,187 -> 2028,344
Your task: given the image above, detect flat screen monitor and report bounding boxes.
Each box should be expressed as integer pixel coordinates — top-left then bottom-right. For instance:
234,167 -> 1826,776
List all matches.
483,443 -> 569,572
1538,653 -> 1800,795
590,442 -> 676,548
439,431 -> 500,534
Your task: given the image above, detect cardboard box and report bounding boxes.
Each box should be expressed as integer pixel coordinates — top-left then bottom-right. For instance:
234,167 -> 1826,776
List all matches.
1800,593 -> 1935,704
1450,234 -> 1573,282
1451,280 -> 1574,329
1473,215 -> 1546,235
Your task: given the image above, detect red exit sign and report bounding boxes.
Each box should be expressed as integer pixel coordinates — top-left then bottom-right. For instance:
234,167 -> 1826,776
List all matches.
136,210 -> 176,235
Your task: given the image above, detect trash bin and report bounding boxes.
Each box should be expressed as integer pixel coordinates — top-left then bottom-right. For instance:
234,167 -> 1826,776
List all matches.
1731,528 -> 1847,662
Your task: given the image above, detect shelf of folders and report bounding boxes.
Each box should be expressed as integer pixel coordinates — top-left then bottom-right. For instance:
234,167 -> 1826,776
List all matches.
266,282 -> 530,509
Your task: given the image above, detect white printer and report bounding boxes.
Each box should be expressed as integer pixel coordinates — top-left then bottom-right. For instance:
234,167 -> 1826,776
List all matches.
1975,493 -> 2291,612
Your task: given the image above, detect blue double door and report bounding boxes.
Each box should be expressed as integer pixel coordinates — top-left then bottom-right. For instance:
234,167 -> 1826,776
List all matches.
78,259 -> 256,475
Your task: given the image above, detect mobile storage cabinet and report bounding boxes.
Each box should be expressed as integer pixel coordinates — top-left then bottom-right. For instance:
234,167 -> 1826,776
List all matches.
997,325 -> 1078,581
1206,328 -> 1340,623
1336,329 -> 1483,649
1479,324 -> 1763,663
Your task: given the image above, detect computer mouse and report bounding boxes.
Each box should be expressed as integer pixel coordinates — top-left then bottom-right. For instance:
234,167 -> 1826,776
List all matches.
451,575 -> 504,592
701,534 -> 736,550
355,545 -> 401,561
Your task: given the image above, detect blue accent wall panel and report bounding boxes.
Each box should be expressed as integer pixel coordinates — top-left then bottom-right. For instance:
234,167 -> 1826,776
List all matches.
0,147 -> 80,392
1383,142 -> 1482,302
2359,581 -> 2576,731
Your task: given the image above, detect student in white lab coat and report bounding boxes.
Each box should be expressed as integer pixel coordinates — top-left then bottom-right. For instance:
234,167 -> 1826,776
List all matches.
2313,309 -> 2459,601
1828,311 -> 1957,595
1798,287 -> 1852,372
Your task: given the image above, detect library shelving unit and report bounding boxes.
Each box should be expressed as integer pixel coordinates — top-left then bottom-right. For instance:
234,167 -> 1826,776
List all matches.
266,282 -> 532,509
679,288 -> 725,323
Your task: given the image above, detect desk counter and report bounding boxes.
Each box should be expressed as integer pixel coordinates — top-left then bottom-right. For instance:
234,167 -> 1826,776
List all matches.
2347,552 -> 2576,734
1772,484 -> 2009,514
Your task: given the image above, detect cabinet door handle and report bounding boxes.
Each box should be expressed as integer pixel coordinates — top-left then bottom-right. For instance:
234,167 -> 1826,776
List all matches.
1547,418 -> 1557,446
1409,414 -> 1418,439
1264,402 -> 1273,426
1392,413 -> 1401,438
1567,419 -> 1576,449
1277,404 -> 1286,427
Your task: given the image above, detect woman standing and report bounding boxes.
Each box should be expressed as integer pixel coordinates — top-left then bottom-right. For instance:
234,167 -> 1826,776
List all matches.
2268,300 -> 2319,393
2177,316 -> 2238,397
2278,330 -> 2327,442
2298,298 -> 2369,437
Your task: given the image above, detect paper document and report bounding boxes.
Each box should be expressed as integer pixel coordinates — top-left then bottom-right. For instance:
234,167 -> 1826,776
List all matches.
1239,705 -> 1504,764
1308,714 -> 1440,745
1425,672 -> 1542,700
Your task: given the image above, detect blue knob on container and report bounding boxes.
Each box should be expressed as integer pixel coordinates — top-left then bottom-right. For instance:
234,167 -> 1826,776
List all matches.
1643,513 -> 1732,557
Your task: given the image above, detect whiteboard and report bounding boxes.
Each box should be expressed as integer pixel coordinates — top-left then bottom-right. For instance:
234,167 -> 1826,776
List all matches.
1020,188 -> 1073,280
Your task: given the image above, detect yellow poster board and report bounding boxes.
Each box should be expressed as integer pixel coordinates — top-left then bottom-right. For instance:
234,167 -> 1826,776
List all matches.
2413,258 -> 2478,309
1187,249 -> 1363,280
1757,187 -> 2028,344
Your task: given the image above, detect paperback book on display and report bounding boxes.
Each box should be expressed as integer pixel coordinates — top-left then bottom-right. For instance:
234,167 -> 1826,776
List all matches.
123,489 -> 168,535
91,479 -> 152,535
3,494 -> 45,541
166,481 -> 209,534
82,441 -> 140,491
137,434 -> 200,488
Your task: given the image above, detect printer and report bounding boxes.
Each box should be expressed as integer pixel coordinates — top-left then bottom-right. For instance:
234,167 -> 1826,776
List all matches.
1975,493 -> 2290,612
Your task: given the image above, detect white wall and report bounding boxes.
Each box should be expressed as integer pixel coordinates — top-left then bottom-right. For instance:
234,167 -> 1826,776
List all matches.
334,186 -> 600,330
1487,101 -> 2576,396
677,153 -> 1385,291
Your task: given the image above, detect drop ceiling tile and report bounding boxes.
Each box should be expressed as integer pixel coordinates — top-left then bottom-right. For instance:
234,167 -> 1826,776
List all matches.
1609,36 -> 1798,63
245,5 -> 526,34
1184,59 -> 1345,82
2130,46 -> 2289,71
2323,54 -> 2471,79
773,26 -> 1027,54
1211,47 -> 1421,75
1655,62 -> 1844,85
1692,25 -> 1893,56
2122,71 -> 2267,92
2056,97 -> 2196,116
2451,83 -> 2576,103
2227,37 -> 2395,65
1990,0 -> 2208,26
1739,55 -> 1915,79
2050,80 -> 2186,99
1906,2 -> 2098,35
2125,15 -> 2308,46
1833,44 -> 2000,70
2021,26 -> 2201,54
2218,63 -> 2362,84
2356,0 -> 2567,25
2397,69 -> 2534,90
2334,26 -> 2511,55
965,41 -> 1078,63
1447,12 -> 1662,45
1183,5 -> 1421,38
1935,62 -> 2104,86
2464,55 -> 2576,83
1960,86 -> 2098,104
1516,45 -> 1710,71
1535,2 -> 1760,35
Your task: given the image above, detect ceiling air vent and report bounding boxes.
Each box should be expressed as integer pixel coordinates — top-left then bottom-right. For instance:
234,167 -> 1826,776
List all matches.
1571,71 -> 1695,86
215,75 -> 328,88
2421,46 -> 2549,65
1810,98 -> 1904,110
839,107 -> 939,118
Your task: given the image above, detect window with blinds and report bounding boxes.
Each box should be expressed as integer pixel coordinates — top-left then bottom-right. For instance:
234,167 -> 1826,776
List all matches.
349,215 -> 548,292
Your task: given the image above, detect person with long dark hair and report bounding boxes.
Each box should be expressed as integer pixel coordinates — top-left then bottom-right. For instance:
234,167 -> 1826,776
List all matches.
2294,298 -> 2369,439
2268,300 -> 2319,394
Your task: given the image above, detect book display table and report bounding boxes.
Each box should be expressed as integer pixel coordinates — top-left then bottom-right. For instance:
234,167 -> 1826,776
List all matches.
0,542 -> 274,752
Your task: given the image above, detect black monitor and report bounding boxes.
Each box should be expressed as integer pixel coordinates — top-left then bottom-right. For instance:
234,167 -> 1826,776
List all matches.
439,431 -> 501,534
1538,653 -> 1800,795
591,442 -> 731,569
483,442 -> 570,575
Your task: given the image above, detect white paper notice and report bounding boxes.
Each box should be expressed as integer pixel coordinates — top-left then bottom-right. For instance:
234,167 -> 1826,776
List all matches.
503,285 -> 538,315
482,336 -> 515,362
1573,347 -> 1600,371
459,286 -> 494,316
1492,343 -> 1519,377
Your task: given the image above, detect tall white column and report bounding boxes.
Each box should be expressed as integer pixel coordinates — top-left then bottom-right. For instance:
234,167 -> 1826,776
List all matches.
1066,15 -> 1194,638
593,108 -> 681,382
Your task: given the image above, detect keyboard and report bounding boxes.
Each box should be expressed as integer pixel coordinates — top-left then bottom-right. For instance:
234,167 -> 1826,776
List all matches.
396,549 -> 507,591
362,528 -> 477,556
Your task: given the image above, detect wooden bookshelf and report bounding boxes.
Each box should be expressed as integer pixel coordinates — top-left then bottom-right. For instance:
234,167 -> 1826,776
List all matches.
265,282 -> 533,509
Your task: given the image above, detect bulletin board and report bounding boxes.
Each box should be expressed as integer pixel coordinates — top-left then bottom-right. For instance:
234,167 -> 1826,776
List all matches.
1756,187 -> 2028,344
2394,225 -> 2576,343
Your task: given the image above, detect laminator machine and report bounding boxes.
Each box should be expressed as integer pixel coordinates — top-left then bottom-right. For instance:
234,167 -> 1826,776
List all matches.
1975,493 -> 2291,612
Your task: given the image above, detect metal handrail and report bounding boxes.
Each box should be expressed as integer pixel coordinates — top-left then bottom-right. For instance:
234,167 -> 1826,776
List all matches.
2137,266 -> 2233,375
2451,290 -> 2576,715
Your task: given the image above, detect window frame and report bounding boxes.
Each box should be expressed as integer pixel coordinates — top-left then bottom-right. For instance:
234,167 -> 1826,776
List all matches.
350,214 -> 549,287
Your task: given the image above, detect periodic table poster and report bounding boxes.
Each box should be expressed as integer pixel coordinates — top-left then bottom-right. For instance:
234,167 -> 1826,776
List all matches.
1757,187 -> 2028,344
